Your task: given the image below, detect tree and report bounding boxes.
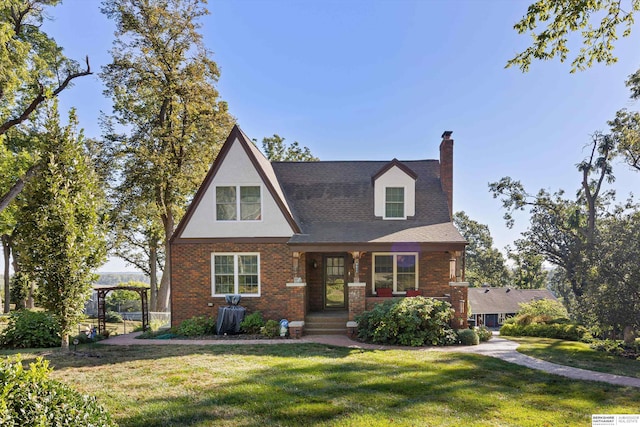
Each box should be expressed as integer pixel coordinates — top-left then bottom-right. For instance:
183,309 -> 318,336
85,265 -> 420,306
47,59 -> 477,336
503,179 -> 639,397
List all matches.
453,211 -> 509,287
507,239 -> 547,289
508,0 -> 639,73
260,134 -> 319,161
0,0 -> 92,213
101,0 -> 235,311
588,206 -> 640,341
12,105 -> 107,349
509,1 -> 640,172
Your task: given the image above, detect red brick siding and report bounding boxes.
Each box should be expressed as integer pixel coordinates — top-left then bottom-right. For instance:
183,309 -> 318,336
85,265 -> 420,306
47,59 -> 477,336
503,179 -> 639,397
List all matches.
171,242 -> 295,328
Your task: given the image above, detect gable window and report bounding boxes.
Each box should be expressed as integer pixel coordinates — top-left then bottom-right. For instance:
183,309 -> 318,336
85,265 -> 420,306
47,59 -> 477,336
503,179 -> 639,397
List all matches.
385,187 -> 405,218
212,253 -> 260,296
216,185 -> 261,221
373,253 -> 417,294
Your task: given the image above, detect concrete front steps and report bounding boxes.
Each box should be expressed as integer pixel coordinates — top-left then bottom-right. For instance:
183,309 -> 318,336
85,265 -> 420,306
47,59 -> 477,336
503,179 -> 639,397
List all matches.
304,311 -> 349,335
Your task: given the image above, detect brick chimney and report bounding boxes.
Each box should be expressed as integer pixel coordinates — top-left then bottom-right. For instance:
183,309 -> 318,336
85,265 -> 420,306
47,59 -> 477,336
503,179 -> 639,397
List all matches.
440,131 -> 453,219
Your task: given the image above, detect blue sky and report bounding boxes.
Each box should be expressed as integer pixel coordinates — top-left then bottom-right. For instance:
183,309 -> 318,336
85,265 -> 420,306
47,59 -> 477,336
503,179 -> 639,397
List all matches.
11,0 -> 640,272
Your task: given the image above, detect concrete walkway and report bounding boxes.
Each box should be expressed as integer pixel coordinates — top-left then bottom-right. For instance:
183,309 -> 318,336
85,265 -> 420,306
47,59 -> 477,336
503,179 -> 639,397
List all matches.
102,333 -> 640,389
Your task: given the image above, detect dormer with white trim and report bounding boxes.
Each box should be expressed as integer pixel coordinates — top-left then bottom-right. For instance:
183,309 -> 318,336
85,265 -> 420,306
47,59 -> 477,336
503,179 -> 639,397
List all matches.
372,159 -> 417,220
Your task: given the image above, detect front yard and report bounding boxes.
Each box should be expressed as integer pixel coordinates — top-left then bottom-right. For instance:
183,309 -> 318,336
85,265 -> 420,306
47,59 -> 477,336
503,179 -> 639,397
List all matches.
5,343 -> 639,426
507,336 -> 640,379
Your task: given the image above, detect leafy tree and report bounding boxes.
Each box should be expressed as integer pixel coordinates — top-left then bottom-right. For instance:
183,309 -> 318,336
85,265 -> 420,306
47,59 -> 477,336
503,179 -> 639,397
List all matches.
0,0 -> 92,213
100,0 -> 235,311
509,2 -> 640,171
507,239 -> 547,289
13,105 -> 107,349
259,134 -> 319,161
453,211 -> 509,287
508,0 -> 639,72
588,206 -> 640,341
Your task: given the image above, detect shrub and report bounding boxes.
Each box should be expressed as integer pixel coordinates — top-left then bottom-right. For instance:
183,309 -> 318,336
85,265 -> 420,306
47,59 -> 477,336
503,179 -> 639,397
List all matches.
458,329 -> 479,345
590,339 -> 640,360
240,311 -> 265,334
105,311 -> 123,323
175,316 -> 216,337
476,326 -> 492,342
263,319 -> 280,338
0,355 -> 116,427
0,310 -> 61,349
500,322 -> 589,341
356,297 -> 457,346
517,299 -> 569,321
106,288 -> 142,312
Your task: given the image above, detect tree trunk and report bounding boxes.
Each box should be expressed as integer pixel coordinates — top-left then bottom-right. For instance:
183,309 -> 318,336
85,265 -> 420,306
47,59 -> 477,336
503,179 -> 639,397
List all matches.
1,235 -> 10,313
149,242 -> 158,312
623,325 -> 636,345
61,333 -> 69,351
157,211 -> 173,312
0,163 -> 42,213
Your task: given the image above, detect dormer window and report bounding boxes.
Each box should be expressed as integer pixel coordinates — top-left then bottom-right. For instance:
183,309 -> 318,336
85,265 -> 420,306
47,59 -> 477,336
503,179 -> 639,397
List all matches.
373,159 -> 416,220
385,187 -> 405,218
216,185 -> 262,221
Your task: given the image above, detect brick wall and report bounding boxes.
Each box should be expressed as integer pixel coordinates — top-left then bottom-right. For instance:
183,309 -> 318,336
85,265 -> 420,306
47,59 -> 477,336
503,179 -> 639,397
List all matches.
171,242 -> 295,328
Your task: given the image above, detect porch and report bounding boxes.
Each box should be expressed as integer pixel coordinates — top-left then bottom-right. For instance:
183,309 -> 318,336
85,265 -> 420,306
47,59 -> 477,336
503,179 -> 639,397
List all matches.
287,249 -> 469,336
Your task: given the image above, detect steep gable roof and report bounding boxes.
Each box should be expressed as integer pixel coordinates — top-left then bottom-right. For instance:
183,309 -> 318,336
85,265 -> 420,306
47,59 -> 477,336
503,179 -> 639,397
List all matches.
272,160 -> 464,245
371,158 -> 418,183
171,125 -> 300,242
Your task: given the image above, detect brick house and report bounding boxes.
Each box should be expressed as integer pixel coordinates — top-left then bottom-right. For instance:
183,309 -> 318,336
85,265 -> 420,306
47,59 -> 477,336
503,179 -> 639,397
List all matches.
170,125 -> 469,336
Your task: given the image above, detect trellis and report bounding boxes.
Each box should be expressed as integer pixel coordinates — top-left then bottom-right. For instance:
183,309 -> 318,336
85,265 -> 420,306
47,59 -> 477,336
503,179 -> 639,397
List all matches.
94,286 -> 150,335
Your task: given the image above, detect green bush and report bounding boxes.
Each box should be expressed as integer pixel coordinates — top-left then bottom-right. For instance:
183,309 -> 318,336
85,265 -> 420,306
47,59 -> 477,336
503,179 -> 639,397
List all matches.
458,329 -> 479,345
105,311 -> 123,323
356,297 -> 457,346
500,322 -> 589,341
240,311 -> 265,334
263,319 -> 280,338
476,326 -> 492,342
0,310 -> 61,349
0,355 -> 116,427
175,316 -> 216,337
590,339 -> 640,360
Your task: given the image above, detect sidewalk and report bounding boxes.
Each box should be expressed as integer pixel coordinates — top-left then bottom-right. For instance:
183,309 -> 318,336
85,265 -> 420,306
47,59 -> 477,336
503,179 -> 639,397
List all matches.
102,332 -> 640,389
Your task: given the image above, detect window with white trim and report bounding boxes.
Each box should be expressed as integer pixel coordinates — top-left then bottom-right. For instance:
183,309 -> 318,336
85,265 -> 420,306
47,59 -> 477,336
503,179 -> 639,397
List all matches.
372,253 -> 418,294
385,187 -> 405,218
216,185 -> 262,221
212,253 -> 260,296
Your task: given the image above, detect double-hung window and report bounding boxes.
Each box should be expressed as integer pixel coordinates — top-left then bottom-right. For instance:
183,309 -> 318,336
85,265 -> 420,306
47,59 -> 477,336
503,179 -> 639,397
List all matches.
212,253 -> 260,296
385,187 -> 405,218
373,253 -> 417,294
216,185 -> 262,221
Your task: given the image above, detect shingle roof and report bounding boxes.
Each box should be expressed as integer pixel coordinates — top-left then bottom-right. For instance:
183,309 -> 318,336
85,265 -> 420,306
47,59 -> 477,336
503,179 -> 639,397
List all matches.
271,160 -> 464,244
468,287 -> 558,315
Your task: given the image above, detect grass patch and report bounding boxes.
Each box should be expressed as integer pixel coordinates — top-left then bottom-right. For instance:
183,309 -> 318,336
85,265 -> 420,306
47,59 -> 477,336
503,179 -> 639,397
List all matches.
508,336 -> 640,379
1,343 -> 638,426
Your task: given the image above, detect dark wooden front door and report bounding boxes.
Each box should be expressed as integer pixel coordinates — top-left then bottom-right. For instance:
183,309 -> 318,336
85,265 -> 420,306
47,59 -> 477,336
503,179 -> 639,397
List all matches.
324,255 -> 346,309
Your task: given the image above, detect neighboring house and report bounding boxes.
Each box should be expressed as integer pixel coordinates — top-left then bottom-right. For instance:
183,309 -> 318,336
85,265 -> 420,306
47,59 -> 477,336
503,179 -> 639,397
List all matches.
468,287 -> 558,328
170,125 -> 469,336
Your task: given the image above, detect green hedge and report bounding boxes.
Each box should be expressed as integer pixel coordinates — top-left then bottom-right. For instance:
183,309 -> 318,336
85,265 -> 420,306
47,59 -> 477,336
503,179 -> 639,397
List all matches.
174,316 -> 216,337
0,355 -> 115,426
500,322 -> 589,341
0,310 -> 61,349
356,297 -> 457,346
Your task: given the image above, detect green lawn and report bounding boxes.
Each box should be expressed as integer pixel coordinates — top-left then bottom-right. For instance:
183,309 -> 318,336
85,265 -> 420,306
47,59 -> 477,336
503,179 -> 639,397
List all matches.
506,336 -> 640,379
3,343 -> 639,426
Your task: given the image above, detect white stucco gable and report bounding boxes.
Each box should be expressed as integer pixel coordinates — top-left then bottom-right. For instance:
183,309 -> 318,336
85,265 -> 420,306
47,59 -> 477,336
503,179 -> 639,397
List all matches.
178,131 -> 297,238
373,160 -> 417,219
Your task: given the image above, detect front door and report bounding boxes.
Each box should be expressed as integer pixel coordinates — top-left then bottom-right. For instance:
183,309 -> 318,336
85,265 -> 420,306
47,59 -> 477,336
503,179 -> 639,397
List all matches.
324,255 -> 346,309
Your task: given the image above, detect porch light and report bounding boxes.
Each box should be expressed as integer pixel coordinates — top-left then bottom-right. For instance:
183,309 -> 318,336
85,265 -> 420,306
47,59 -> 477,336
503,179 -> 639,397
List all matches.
459,299 -> 465,313
311,259 -> 318,269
